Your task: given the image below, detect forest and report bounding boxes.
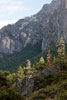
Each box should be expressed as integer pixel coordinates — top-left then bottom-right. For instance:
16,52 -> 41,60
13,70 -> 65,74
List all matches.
0,37 -> 67,100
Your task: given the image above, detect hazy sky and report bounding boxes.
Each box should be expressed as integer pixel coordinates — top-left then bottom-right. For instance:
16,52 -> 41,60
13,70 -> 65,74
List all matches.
0,0 -> 52,28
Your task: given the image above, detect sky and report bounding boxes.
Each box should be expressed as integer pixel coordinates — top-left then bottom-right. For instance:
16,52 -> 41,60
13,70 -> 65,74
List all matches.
0,0 -> 52,28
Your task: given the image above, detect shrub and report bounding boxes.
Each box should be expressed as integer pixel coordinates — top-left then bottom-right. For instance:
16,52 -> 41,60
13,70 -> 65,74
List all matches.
57,91 -> 67,100
0,87 -> 22,100
36,62 -> 47,71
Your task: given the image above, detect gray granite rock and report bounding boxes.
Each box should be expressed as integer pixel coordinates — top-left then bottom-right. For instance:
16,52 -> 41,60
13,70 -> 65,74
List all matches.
0,0 -> 67,54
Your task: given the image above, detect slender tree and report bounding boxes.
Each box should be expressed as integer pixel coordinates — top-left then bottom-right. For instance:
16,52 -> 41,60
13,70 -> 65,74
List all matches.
57,36 -> 65,57
47,50 -> 51,66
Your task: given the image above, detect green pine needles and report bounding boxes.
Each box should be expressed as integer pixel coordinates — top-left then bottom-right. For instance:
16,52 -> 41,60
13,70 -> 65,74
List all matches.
57,36 -> 65,57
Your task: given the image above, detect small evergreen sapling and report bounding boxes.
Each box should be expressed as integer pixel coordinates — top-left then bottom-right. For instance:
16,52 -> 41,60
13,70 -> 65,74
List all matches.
36,57 -> 46,70
40,57 -> 45,63
16,66 -> 24,79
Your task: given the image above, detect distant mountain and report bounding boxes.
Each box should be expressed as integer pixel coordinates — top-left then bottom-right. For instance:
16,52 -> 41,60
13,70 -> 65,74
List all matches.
0,0 -> 67,71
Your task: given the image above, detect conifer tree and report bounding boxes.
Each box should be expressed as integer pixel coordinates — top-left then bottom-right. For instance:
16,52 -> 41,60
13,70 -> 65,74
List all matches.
57,37 -> 65,57
36,57 -> 46,70
7,73 -> 16,83
40,57 -> 45,63
17,66 -> 24,79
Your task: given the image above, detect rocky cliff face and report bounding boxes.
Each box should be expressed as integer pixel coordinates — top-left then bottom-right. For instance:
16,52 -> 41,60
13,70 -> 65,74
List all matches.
42,0 -> 67,51
11,64 -> 61,96
0,0 -> 67,54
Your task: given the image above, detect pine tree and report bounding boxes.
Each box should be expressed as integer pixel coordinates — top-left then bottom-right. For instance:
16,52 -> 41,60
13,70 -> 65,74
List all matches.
36,57 -> 46,71
16,66 -> 24,79
7,73 -> 16,83
39,57 -> 45,63
57,37 -> 65,57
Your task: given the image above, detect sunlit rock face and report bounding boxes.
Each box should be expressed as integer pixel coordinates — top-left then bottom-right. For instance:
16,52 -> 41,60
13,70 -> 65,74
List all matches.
0,0 -> 67,54
42,0 -> 67,51
65,0 -> 67,8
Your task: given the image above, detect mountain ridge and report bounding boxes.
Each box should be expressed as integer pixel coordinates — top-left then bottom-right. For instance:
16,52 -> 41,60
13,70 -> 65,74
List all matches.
0,0 -> 64,54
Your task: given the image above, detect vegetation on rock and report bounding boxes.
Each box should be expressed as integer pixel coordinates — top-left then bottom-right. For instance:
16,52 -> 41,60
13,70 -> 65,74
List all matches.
0,37 -> 67,100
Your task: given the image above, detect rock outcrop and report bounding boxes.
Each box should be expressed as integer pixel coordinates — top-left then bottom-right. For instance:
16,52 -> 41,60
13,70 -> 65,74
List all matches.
11,64 -> 61,96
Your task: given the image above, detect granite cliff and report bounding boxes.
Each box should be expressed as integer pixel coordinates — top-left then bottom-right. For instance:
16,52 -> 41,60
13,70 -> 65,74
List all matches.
0,0 -> 67,54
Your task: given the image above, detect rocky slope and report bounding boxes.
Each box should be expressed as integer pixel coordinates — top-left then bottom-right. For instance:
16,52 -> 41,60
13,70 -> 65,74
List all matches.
8,64 -> 67,100
11,65 -> 61,96
0,0 -> 67,54
0,55 -> 67,100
